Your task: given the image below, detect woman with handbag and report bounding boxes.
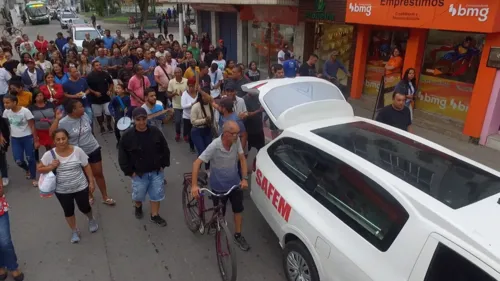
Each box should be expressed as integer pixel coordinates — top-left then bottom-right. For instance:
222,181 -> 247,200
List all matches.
190,91 -> 215,173
37,128 -> 99,244
0,181 -> 24,281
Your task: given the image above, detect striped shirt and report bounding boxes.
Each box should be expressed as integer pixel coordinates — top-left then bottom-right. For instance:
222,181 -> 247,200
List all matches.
40,146 -> 89,194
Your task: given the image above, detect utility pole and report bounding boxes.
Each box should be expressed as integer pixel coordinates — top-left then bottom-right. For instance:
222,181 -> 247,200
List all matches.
178,4 -> 183,45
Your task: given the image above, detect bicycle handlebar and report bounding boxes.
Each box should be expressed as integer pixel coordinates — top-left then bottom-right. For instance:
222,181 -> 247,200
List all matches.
198,185 -> 240,197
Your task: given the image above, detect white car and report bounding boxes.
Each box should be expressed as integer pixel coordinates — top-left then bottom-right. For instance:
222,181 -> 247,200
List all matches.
70,25 -> 102,53
60,11 -> 78,29
245,77 -> 500,281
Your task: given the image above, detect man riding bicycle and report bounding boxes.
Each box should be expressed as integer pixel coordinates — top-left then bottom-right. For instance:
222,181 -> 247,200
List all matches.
323,50 -> 351,97
191,120 -> 250,251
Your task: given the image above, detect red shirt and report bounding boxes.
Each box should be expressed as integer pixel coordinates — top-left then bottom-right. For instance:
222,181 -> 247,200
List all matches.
34,40 -> 48,54
39,84 -> 64,106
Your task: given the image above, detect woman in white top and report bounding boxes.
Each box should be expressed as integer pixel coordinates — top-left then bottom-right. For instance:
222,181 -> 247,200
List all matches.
2,95 -> 38,186
37,128 -> 98,244
211,51 -> 226,72
35,51 -> 52,74
180,78 -> 198,152
191,92 -> 214,171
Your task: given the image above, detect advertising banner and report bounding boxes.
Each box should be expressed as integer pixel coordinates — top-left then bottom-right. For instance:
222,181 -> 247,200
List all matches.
345,0 -> 499,33
363,63 -> 384,96
416,74 -> 472,121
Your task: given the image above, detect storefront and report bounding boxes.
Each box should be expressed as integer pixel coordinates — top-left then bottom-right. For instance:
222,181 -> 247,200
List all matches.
240,5 -> 298,76
299,0 -> 355,88
346,0 -> 500,139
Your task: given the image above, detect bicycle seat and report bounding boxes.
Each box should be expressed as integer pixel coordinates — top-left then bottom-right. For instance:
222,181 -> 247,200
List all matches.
197,171 -> 208,186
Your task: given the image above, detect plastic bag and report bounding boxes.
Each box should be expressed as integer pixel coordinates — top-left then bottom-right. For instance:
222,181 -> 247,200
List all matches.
39,172 -> 57,198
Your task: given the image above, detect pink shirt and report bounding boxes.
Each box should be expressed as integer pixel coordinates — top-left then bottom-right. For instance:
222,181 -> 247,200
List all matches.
127,75 -> 151,107
154,64 -> 173,92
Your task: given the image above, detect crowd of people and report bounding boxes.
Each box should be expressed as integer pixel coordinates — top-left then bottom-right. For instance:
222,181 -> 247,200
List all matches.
0,25 -> 302,280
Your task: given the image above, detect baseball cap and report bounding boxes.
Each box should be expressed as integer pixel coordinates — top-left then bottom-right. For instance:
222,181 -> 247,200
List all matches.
187,77 -> 196,86
224,81 -> 236,91
132,107 -> 147,119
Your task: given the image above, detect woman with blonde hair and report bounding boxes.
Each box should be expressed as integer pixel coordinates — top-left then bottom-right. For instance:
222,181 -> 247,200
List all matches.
78,54 -> 92,78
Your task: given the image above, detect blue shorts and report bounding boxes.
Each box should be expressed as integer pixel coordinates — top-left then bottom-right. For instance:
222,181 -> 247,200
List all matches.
131,171 -> 165,202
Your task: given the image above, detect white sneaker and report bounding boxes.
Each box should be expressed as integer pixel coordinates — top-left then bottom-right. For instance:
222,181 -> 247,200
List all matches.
2,178 -> 9,186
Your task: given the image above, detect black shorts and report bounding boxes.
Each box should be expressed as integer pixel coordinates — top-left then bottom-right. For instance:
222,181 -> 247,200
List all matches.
87,147 -> 102,164
212,188 -> 244,214
247,131 -> 265,151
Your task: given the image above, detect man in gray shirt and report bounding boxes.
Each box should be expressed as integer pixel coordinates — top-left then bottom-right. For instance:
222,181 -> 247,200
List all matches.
191,120 -> 250,251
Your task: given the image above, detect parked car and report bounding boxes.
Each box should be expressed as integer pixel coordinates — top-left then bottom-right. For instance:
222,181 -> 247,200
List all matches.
60,11 -> 77,28
246,77 -> 500,281
70,25 -> 102,53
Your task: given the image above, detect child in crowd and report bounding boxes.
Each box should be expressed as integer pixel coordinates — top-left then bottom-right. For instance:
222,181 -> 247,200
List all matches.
108,84 -> 131,146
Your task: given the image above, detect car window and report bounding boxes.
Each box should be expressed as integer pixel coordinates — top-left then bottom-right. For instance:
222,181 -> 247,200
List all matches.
425,243 -> 494,281
75,30 -> 100,40
268,137 -> 409,251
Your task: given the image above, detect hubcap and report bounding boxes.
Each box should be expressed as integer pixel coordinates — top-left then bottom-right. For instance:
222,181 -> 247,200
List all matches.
286,251 -> 311,281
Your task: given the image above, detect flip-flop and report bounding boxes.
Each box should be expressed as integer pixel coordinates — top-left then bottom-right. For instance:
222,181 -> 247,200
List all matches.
102,198 -> 116,206
89,198 -> 95,205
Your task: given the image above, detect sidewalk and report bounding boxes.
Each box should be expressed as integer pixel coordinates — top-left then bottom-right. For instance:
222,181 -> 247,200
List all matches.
263,101 -> 500,171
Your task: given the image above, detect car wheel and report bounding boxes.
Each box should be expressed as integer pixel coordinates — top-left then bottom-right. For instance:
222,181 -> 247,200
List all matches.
283,240 -> 320,281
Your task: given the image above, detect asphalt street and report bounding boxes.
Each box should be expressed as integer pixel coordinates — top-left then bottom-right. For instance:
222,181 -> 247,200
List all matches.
6,20 -> 286,281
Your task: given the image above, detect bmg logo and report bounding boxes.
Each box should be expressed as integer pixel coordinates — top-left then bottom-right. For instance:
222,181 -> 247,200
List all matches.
449,4 -> 489,22
349,3 -> 372,16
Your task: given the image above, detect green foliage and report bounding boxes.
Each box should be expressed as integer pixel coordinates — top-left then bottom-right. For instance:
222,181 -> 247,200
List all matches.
90,0 -> 105,16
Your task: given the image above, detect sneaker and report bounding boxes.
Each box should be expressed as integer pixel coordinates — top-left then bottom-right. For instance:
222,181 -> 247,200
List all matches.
2,178 -> 9,186
88,218 -> 99,233
234,234 -> 250,251
150,215 -> 167,227
175,134 -> 180,142
135,205 -> 143,219
70,230 -> 80,244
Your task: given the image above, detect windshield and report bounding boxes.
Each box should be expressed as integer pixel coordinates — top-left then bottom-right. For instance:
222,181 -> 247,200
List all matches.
62,13 -> 75,18
75,30 -> 100,40
26,6 -> 48,17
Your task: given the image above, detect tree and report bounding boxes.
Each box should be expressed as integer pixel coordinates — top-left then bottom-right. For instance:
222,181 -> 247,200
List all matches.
136,0 -> 149,27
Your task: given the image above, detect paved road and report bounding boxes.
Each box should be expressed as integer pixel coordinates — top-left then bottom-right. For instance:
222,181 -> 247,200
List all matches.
7,20 -> 286,281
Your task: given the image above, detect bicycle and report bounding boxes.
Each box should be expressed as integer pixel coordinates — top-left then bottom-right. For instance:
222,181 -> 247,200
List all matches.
182,172 -> 238,281
2,25 -> 22,39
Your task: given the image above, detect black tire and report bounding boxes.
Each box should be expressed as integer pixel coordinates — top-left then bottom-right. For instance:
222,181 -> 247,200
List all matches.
283,240 -> 320,281
181,181 -> 201,232
215,220 -> 237,281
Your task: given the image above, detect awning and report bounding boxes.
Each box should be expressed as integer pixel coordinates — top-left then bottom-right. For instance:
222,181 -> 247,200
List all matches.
239,5 -> 298,26
190,3 -> 238,13
160,0 -> 298,5
345,0 -> 500,33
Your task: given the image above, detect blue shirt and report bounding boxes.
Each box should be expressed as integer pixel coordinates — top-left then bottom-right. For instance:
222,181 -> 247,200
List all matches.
54,73 -> 69,85
139,59 -> 157,87
219,113 -> 245,136
283,59 -> 299,78
94,56 -> 110,68
102,36 -> 115,50
55,38 -> 67,53
63,78 -> 90,107
323,59 -> 348,79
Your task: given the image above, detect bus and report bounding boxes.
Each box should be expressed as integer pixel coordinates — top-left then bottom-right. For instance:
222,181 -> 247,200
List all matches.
25,1 -> 50,25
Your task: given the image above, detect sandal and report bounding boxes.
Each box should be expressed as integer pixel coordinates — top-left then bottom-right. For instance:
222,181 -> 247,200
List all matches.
89,197 -> 95,205
32,181 -> 38,188
13,272 -> 24,281
102,198 -> 116,206
25,172 -> 30,179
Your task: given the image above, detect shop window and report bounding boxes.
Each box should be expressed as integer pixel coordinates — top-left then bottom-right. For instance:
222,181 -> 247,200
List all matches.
417,30 -> 485,121
363,30 -> 409,96
247,22 -> 295,78
313,24 -> 354,87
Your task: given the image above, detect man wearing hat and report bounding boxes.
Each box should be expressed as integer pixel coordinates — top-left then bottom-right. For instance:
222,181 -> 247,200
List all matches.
118,107 -> 171,226
20,58 -> 43,92
322,50 -> 351,86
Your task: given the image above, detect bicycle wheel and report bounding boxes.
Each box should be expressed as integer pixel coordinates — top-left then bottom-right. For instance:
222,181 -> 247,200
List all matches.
182,181 -> 201,232
215,219 -> 237,281
13,28 -> 22,36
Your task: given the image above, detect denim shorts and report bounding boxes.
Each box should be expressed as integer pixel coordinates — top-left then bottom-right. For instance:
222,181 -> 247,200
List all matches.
131,171 -> 165,202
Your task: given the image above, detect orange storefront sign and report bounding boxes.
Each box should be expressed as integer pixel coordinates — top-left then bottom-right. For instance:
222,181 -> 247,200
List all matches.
345,0 -> 500,33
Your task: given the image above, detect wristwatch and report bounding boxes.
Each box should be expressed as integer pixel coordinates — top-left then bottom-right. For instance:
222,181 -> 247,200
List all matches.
242,176 -> 249,180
